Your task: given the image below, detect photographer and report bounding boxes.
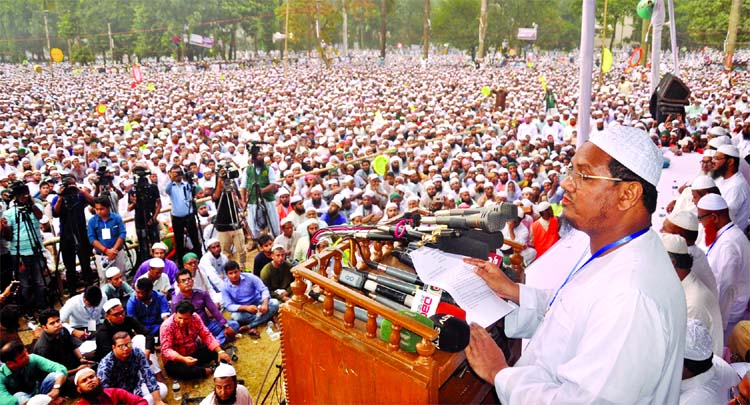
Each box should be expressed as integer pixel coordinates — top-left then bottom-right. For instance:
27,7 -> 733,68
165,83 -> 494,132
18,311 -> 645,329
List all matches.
93,165 -> 124,216
88,196 -> 127,287
240,146 -> 280,239
127,166 -> 162,266
212,162 -> 247,270
0,183 -> 47,317
52,175 -> 96,295
166,165 -> 201,267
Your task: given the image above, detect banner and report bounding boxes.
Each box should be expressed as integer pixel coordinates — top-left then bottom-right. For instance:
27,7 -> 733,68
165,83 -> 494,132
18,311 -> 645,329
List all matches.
517,27 -> 537,41
183,34 -> 214,49
131,65 -> 143,83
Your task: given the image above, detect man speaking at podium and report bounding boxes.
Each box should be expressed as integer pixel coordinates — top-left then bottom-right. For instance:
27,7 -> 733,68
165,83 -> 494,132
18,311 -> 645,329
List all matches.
464,126 -> 687,404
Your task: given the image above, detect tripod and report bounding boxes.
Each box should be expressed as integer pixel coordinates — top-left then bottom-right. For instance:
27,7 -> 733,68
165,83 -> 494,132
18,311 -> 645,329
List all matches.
133,184 -> 159,267
248,178 -> 277,239
256,346 -> 286,405
13,203 -> 60,313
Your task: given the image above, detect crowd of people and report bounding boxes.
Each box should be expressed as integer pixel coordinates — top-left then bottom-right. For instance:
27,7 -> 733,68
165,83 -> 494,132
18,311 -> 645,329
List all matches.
0,47 -> 748,403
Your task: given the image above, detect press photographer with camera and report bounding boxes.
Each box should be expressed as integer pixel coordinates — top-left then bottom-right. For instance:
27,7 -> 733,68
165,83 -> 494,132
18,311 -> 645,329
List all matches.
166,165 -> 201,267
211,162 -> 247,271
93,165 -> 124,215
0,182 -> 48,318
240,144 -> 280,239
52,175 -> 97,295
127,165 -> 162,266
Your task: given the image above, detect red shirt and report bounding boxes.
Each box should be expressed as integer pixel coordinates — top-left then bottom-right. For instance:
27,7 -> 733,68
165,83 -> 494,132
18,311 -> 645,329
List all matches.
160,313 -> 220,361
77,387 -> 147,405
531,216 -> 560,258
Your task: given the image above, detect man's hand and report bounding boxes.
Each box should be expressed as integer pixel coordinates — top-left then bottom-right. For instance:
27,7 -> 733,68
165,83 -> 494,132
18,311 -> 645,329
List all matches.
259,302 -> 268,314
464,323 -> 508,384
240,305 -> 258,314
182,356 -> 198,366
224,325 -> 236,340
463,257 -> 520,303
72,329 -> 88,340
105,248 -> 117,261
218,351 -> 231,364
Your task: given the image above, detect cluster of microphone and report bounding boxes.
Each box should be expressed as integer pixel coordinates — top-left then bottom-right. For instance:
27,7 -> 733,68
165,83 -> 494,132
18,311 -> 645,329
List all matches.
312,262 -> 470,353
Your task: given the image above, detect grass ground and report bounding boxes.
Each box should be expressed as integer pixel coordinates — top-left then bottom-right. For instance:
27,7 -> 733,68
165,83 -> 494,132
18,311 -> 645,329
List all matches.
19,248 -> 285,405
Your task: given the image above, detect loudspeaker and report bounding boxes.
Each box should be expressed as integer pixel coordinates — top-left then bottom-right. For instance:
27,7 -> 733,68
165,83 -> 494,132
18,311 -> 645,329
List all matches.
649,73 -> 691,123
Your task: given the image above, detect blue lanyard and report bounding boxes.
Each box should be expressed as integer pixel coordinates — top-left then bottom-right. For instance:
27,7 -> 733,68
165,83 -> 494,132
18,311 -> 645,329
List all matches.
705,224 -> 734,257
548,227 -> 650,309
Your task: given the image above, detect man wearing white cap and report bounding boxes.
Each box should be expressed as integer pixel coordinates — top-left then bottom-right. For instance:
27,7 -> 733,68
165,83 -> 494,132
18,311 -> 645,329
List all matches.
697,194 -> 750,341
679,319 -> 739,405
274,217 -> 301,258
200,363 -> 252,405
284,195 -> 306,228
75,367 -> 147,405
661,211 -> 718,299
136,258 -> 172,298
464,126 -> 687,403
660,233 -> 724,355
132,242 -> 179,284
711,144 -> 750,233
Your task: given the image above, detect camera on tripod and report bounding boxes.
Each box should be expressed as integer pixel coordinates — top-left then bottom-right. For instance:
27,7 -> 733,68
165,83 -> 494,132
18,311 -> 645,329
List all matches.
94,165 -> 115,188
133,167 -> 151,191
217,162 -> 239,180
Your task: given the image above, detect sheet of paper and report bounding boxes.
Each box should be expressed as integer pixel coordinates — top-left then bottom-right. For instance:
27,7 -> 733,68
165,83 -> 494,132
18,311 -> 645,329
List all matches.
411,246 -> 514,328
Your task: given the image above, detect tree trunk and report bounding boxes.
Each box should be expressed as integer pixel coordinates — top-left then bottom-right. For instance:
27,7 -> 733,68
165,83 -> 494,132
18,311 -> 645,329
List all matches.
380,0 -> 387,59
477,0 -> 488,59
640,17 -> 649,67
726,0 -> 743,69
422,0 -> 430,60
609,17 -> 618,49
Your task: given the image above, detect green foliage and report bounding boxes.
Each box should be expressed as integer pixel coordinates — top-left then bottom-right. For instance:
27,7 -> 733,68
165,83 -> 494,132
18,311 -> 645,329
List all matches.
674,0 -> 749,48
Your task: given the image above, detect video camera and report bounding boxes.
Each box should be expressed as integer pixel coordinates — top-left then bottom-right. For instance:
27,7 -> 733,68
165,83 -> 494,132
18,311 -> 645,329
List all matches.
248,140 -> 272,158
217,162 -> 239,180
94,165 -> 115,188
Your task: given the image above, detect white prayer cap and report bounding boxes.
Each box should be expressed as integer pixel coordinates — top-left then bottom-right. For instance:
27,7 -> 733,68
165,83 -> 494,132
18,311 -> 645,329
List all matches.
667,211 -> 699,231
659,233 -> 689,254
516,206 -> 525,219
280,217 -> 294,227
148,258 -> 165,268
537,201 -> 551,212
105,267 -> 122,279
702,149 -> 716,158
589,126 -> 662,186
151,242 -> 168,251
289,195 -> 303,204
271,244 -> 286,252
684,319 -> 713,361
277,188 -> 290,197
707,136 -> 730,149
697,194 -> 728,211
329,198 -> 341,208
206,238 -> 220,248
214,363 -> 237,378
310,185 -> 323,193
691,175 -> 715,191
102,298 -> 122,313
74,367 -> 96,385
26,395 -> 51,405
707,126 -> 728,137
717,144 -> 740,158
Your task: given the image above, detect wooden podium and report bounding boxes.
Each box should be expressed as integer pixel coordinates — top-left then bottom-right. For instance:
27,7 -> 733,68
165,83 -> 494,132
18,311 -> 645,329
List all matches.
278,244 -> 496,404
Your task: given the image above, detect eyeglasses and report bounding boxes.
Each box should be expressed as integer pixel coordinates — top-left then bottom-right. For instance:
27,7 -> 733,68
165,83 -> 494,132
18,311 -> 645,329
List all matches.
109,310 -> 125,317
116,342 -> 133,350
712,156 -> 726,161
178,278 -> 193,283
697,212 -> 715,221
565,165 -> 623,186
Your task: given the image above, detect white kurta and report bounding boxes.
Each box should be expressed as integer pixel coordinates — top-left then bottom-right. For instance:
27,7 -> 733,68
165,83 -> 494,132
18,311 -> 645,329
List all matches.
497,230 -> 687,404
688,244 -> 718,300
679,356 -> 739,405
682,271 -> 724,355
705,222 -> 750,332
715,172 -> 750,232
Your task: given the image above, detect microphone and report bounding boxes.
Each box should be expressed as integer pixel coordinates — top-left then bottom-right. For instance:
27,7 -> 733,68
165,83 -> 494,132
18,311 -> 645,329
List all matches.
429,313 -> 470,352
379,310 -> 471,353
365,260 -> 422,285
351,226 -> 426,242
421,210 -> 506,233
364,281 -> 414,307
433,202 -> 516,217
308,290 -> 384,327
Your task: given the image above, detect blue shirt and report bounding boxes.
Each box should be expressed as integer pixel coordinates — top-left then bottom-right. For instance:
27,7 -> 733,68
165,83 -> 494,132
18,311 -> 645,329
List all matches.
2,203 -> 44,256
87,212 -> 126,253
222,273 -> 270,312
166,181 -> 194,217
126,291 -> 169,335
97,347 -> 159,397
321,212 -> 347,226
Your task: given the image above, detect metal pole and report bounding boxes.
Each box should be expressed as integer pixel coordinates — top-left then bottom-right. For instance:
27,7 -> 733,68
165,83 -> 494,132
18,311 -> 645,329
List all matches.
666,0 -> 678,76
284,0 -> 290,66
650,0 -> 665,94
578,0 -> 595,147
422,0 -> 430,60
598,0 -> 608,86
342,0 -> 348,58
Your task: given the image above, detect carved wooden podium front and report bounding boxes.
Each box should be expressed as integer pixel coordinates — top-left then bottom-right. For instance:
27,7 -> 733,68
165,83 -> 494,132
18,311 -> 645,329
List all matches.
278,244 -> 496,404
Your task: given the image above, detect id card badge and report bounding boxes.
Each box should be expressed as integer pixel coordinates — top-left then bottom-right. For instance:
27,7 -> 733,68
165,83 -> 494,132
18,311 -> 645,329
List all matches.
88,319 -> 96,332
102,227 -> 112,240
